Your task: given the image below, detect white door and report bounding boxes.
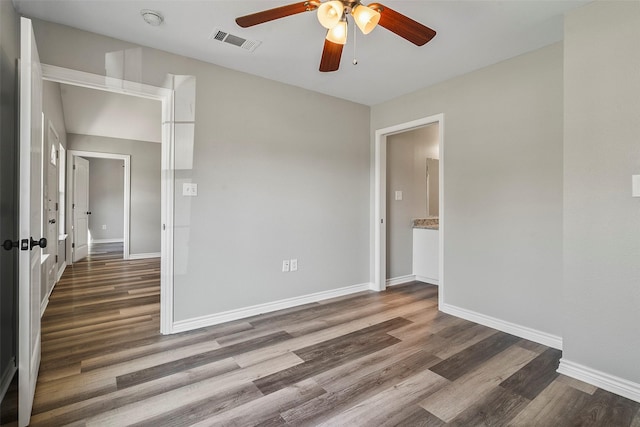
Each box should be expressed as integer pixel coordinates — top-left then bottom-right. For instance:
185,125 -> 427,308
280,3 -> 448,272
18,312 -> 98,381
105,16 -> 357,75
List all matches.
18,17 -> 44,427
73,157 -> 89,262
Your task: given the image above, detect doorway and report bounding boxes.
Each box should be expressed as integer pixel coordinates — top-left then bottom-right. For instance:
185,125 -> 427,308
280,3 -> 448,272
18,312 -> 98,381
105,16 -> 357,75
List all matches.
373,114 -> 445,306
67,151 -> 131,261
41,65 -> 175,334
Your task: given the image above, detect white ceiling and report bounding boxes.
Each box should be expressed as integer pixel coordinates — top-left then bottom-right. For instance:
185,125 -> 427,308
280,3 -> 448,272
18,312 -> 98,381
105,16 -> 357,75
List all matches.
59,84 -> 162,143
15,0 -> 590,106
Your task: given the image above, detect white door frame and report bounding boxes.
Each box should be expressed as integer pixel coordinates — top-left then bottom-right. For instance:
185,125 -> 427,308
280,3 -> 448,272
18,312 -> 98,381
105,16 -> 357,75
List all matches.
42,64 -> 175,334
373,114 -> 445,306
67,151 -> 131,258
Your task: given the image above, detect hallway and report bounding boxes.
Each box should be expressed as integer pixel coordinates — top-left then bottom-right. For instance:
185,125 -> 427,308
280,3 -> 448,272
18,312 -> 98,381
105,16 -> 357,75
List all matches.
32,243 -> 161,423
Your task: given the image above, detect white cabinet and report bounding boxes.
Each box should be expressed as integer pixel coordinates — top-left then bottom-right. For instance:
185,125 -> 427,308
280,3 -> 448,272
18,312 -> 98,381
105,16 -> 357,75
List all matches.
412,228 -> 439,285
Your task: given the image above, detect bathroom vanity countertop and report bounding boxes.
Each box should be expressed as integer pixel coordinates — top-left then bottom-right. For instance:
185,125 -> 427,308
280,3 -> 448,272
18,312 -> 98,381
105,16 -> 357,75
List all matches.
413,218 -> 439,230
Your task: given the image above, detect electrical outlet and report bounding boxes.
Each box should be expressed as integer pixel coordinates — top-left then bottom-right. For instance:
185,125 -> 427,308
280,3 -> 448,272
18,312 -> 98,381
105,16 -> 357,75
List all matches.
101,224 -> 107,230
290,259 -> 298,272
282,260 -> 290,272
182,183 -> 198,196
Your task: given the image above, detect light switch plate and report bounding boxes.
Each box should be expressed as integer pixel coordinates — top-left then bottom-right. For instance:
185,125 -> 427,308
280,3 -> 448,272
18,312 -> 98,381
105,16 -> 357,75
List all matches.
183,183 -> 198,196
395,190 -> 403,201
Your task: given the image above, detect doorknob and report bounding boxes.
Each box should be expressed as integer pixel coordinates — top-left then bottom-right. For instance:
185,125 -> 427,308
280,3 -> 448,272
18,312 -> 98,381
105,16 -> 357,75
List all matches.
3,239 -> 30,251
86,211 -> 92,215
2,240 -> 18,251
30,237 -> 47,250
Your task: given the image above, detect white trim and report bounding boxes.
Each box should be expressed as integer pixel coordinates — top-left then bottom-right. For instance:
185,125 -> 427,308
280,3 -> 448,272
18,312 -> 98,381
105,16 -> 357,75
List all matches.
40,270 -> 59,317
172,283 -> 374,333
373,114 -> 445,310
440,302 -> 562,350
42,64 -> 174,335
56,261 -> 66,282
0,359 -> 16,402
558,359 -> 640,403
40,298 -> 48,318
128,252 -> 161,260
91,238 -> 124,244
415,275 -> 439,286
386,275 -> 416,287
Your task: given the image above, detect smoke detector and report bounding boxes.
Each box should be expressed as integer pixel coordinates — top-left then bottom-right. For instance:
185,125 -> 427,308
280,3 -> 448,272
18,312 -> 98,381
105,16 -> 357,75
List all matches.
141,9 -> 164,26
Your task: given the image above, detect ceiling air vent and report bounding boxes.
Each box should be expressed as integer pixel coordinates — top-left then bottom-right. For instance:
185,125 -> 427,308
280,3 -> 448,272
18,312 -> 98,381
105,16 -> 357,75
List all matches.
209,29 -> 261,52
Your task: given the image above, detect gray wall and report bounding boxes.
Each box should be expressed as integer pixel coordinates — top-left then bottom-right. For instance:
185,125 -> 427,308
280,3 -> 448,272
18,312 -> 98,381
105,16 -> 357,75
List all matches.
372,43 -> 564,338
88,158 -> 124,241
67,134 -> 160,255
386,124 -> 439,279
0,0 -> 19,394
43,80 -> 67,149
563,1 -> 640,383
32,19 -> 371,321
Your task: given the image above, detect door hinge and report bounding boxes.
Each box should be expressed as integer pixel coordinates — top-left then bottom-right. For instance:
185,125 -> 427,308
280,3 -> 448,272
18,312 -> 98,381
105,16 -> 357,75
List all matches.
72,243 -> 75,248
73,164 -> 76,170
55,255 -> 58,263
55,202 -> 58,211
72,203 -> 75,209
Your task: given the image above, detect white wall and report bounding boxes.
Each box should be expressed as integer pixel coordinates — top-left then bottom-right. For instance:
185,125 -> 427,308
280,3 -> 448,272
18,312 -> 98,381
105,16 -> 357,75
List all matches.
386,124 -> 439,279
562,1 -> 640,386
372,43 -> 564,339
67,134 -> 160,255
88,158 -> 124,241
32,20 -> 371,321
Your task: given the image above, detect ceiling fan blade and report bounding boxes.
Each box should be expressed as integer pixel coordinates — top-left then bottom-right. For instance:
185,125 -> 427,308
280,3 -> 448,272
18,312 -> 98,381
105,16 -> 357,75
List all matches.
369,3 -> 436,46
236,1 -> 319,28
319,39 -> 343,72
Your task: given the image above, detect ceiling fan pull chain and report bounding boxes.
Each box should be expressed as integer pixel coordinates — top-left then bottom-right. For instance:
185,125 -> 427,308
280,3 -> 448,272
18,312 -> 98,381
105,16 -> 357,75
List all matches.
352,18 -> 358,65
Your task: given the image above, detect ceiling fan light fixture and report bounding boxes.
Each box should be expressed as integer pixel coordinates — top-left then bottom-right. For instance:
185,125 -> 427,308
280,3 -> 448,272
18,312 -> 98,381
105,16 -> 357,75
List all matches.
317,1 -> 344,29
325,18 -> 347,44
351,4 -> 380,34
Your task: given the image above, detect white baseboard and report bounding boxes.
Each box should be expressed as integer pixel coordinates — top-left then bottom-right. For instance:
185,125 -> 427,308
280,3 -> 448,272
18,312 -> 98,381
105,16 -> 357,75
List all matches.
386,275 -> 416,287
415,275 -> 439,286
172,282 -> 375,333
91,238 -> 124,244
440,302 -> 562,350
56,261 -> 67,282
128,252 -> 161,260
40,298 -> 49,317
558,359 -> 640,403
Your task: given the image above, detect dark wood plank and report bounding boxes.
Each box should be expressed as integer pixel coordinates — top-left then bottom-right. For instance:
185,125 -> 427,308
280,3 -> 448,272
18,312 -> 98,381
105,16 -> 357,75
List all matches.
384,405 -> 446,427
129,382 -> 264,427
254,331 -> 402,395
281,349 -> 441,425
116,331 -> 292,389
570,389 -> 640,426
294,317 -> 411,361
448,386 -> 530,426
428,331 -> 520,381
500,347 -> 561,400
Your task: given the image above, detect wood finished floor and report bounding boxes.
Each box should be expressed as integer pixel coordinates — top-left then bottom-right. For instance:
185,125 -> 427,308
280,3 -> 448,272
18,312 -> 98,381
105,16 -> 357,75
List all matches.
30,243 -> 640,426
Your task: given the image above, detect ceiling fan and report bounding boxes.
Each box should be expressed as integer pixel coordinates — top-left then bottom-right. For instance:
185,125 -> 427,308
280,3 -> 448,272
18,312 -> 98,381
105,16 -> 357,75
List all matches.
236,1 -> 436,72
